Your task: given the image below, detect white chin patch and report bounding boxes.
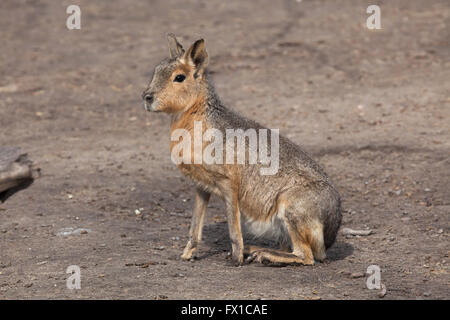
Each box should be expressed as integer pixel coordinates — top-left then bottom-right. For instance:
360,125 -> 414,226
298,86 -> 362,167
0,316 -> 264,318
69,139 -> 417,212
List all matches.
143,100 -> 159,112
150,100 -> 159,111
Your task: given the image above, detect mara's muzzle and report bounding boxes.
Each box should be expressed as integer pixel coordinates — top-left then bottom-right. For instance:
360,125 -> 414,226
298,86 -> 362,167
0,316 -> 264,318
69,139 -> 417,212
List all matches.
142,92 -> 158,112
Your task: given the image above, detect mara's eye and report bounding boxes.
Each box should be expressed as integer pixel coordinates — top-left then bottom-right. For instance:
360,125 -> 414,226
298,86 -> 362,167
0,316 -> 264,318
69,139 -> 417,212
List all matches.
174,74 -> 186,82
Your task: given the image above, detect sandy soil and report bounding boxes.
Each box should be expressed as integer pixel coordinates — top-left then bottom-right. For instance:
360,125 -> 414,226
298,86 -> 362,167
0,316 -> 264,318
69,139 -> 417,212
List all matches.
0,0 -> 449,299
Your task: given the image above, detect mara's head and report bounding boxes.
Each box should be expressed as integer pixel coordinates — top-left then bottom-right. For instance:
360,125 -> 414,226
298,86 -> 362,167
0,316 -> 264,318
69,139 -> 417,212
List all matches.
142,34 -> 209,113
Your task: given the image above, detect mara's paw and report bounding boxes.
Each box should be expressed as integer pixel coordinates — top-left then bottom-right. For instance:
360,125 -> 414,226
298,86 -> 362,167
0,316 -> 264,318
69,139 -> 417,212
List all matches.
181,246 -> 196,261
180,253 -> 193,261
246,251 -> 271,265
232,255 -> 244,266
227,251 -> 244,266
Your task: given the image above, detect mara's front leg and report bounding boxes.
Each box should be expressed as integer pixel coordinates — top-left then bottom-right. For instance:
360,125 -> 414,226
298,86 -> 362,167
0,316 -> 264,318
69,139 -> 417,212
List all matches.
181,188 -> 211,260
225,190 -> 244,266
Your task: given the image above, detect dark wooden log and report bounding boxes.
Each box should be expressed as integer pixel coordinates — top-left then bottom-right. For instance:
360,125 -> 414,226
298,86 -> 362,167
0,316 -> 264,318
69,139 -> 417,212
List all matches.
0,147 -> 37,194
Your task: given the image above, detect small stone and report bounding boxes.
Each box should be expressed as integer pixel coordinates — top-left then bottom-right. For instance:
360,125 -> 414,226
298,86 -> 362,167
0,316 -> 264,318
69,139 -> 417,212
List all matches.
0,84 -> 18,93
423,292 -> 431,297
351,272 -> 365,278
56,227 -> 91,236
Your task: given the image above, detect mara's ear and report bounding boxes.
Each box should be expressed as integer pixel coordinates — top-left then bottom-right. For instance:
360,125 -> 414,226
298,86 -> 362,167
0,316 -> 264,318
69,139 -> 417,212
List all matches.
167,33 -> 185,58
182,39 -> 209,78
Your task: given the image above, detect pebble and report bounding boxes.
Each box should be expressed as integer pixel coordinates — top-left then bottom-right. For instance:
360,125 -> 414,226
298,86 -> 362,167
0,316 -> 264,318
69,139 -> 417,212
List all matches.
0,83 -> 18,92
56,227 -> 91,236
351,272 -> 365,279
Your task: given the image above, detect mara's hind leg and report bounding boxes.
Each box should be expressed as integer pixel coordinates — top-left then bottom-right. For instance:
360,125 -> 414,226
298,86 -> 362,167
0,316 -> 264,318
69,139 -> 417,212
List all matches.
245,246 -> 313,265
284,207 -> 327,263
246,215 -> 326,266
245,226 -> 319,266
245,226 -> 315,266
286,218 -> 326,263
244,242 -> 290,257
244,220 -> 291,257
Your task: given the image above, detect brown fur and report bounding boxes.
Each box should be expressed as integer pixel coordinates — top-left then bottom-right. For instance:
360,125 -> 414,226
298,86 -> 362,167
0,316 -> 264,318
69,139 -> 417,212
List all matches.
142,35 -> 342,266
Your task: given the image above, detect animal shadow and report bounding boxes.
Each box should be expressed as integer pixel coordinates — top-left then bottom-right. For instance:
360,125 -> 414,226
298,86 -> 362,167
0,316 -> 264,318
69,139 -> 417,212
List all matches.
0,179 -> 34,203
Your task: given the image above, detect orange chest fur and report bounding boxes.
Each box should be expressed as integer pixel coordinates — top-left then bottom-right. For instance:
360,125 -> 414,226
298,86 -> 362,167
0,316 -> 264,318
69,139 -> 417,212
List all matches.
169,103 -> 213,181
169,101 -> 209,156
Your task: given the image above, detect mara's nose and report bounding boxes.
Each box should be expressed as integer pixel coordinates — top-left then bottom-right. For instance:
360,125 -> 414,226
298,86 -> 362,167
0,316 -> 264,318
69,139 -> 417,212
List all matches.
142,92 -> 154,104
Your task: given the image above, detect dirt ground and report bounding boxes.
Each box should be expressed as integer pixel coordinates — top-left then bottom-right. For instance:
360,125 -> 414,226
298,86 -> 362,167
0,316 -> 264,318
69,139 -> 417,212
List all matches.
0,0 -> 449,300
